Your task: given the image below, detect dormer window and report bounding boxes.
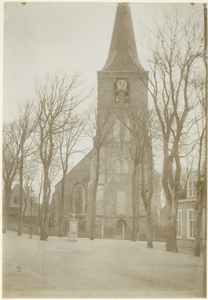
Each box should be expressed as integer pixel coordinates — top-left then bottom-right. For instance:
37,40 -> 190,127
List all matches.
188,180 -> 196,198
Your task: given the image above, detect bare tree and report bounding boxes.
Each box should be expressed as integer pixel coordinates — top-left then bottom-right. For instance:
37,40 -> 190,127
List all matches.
35,159 -> 62,236
118,104 -> 155,245
22,160 -> 36,223
15,99 -> 37,236
35,71 -> 89,240
3,121 -> 21,233
55,112 -> 87,237
193,75 -> 206,257
144,10 -> 204,252
118,105 -> 146,241
194,131 -> 206,256
88,104 -> 115,240
36,170 -> 44,234
141,141 -> 154,248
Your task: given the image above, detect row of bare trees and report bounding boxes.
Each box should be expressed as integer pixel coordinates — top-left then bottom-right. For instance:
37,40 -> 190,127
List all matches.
3,71 -> 91,240
3,8 -> 206,254
3,73 -> 156,248
143,9 -> 206,253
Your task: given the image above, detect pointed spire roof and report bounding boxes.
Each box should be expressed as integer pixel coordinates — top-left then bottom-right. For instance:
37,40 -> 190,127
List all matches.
102,2 -> 142,72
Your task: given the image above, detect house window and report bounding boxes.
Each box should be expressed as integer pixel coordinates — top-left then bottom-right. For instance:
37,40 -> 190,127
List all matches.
14,196 -> 19,204
176,209 -> 182,238
187,209 -> 195,239
74,185 -> 84,215
188,180 -> 196,198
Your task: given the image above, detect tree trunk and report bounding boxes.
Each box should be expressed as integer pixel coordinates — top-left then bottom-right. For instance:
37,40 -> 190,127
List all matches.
194,181 -> 203,256
146,202 -> 153,248
3,184 -> 12,234
59,175 -> 66,237
132,164 -> 138,241
90,149 -> 99,240
141,153 -> 153,249
3,191 -> 7,234
18,144 -> 23,236
23,199 -> 27,224
23,187 -> 28,224
166,198 -> 178,252
194,211 -> 202,256
38,192 -> 41,235
40,167 -> 50,241
137,165 -> 140,240
162,146 -> 179,253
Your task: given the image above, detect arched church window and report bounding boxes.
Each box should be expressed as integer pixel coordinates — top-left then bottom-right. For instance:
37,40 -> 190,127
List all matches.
74,184 -> 84,215
120,161 -> 124,173
124,118 -> 131,142
113,119 -> 120,141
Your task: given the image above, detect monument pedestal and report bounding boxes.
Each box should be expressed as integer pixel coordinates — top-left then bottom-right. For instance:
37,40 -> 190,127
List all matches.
69,215 -> 78,242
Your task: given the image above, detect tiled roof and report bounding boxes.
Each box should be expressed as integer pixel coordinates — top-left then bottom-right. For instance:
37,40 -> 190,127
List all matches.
101,3 -> 143,72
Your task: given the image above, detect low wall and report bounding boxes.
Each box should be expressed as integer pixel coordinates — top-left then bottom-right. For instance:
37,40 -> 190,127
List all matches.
7,222 -> 39,235
9,216 -> 39,225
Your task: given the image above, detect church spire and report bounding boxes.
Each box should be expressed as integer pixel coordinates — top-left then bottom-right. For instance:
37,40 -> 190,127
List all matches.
102,2 -> 142,72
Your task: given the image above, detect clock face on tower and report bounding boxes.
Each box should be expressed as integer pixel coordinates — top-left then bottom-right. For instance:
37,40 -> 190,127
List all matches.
117,79 -> 128,91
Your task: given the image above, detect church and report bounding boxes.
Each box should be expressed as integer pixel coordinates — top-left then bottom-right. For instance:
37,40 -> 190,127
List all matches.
51,3 -> 161,239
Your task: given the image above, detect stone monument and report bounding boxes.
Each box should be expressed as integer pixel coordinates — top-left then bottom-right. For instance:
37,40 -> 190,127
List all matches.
69,214 -> 78,242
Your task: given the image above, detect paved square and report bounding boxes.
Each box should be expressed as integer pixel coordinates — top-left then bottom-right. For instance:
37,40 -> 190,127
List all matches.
3,231 -> 203,298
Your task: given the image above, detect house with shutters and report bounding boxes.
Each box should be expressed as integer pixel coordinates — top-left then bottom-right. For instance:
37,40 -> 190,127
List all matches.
176,174 -> 206,252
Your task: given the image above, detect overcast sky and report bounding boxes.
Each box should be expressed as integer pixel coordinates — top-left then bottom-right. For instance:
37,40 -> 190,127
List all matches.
2,2 -> 204,192
3,2 -> 203,121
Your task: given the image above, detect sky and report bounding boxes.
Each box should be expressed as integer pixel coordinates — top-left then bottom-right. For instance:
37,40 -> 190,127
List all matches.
2,1 -> 205,193
3,2 -> 204,121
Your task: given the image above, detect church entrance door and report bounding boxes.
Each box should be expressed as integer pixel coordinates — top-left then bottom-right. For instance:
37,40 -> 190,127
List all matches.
115,220 -> 126,240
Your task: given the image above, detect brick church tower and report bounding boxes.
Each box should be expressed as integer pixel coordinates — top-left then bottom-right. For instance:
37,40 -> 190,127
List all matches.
52,3 -> 160,239
85,2 -> 149,239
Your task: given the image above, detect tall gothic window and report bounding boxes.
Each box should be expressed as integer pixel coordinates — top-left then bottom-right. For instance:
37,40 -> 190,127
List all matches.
74,184 -> 84,215
124,118 -> 131,142
113,119 -> 120,141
